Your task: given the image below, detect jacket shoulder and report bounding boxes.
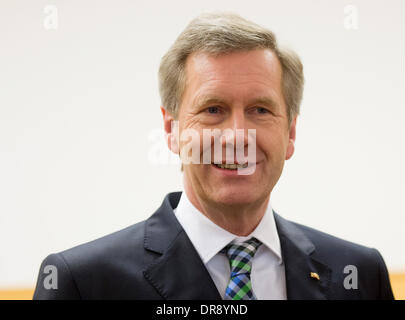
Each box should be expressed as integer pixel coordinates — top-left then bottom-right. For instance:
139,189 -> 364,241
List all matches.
33,220 -> 157,299
59,220 -> 147,265
291,220 -> 375,257
288,220 -> 394,299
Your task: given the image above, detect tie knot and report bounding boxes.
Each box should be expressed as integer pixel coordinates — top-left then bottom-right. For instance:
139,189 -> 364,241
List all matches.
221,237 -> 262,277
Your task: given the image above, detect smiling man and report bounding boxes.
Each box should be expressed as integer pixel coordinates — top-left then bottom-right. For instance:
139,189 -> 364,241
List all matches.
34,12 -> 394,300
165,48 -> 293,237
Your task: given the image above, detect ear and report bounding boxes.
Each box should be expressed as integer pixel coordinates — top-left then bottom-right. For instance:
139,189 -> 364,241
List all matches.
161,106 -> 179,154
285,116 -> 297,160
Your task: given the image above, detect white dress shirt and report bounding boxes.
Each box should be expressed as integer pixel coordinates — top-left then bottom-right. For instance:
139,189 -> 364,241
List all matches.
173,190 -> 287,300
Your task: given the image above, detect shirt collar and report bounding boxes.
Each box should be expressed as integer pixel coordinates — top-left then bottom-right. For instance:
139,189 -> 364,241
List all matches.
173,191 -> 283,265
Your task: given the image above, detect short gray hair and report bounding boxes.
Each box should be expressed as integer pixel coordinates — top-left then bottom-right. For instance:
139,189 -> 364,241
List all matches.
158,12 -> 304,124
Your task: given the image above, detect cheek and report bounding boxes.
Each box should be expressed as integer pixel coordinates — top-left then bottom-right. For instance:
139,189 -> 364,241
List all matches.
178,127 -> 205,164
258,132 -> 288,160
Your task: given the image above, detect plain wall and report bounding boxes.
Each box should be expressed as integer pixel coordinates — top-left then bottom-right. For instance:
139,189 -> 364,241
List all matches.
0,0 -> 404,288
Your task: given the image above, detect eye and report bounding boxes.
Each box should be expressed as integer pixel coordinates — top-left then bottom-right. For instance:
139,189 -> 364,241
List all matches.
255,107 -> 270,114
206,106 -> 221,114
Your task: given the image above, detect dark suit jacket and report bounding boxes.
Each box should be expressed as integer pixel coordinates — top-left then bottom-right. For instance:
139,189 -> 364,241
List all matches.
33,192 -> 394,300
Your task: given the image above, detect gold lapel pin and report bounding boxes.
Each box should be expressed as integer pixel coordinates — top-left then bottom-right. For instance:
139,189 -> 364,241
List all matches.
310,272 -> 320,280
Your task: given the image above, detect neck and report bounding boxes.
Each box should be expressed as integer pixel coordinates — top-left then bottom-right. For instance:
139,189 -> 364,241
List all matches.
183,178 -> 270,236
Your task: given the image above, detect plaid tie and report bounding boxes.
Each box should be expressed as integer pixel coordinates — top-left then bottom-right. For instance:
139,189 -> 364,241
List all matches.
222,237 -> 262,300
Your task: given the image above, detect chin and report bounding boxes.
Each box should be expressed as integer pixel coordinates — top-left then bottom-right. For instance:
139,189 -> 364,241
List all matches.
211,187 -> 261,206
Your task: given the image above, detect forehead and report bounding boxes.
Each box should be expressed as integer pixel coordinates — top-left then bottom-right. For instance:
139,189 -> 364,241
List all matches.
183,49 -> 283,105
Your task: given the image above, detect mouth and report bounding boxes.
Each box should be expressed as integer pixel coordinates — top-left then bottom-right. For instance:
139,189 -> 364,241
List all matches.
210,161 -> 258,177
212,163 -> 249,170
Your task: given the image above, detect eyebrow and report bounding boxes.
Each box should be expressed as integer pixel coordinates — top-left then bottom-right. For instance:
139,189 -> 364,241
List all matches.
250,96 -> 280,109
194,95 -> 280,109
193,96 -> 226,109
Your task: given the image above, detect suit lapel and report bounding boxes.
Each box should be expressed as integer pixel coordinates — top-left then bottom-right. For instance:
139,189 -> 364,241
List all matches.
274,213 -> 332,299
143,192 -> 222,299
143,192 -> 331,300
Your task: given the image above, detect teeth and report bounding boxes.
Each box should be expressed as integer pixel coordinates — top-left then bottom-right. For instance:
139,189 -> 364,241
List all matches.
214,163 -> 248,170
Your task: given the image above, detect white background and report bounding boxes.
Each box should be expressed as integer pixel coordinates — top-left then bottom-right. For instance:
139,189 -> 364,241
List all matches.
0,0 -> 404,288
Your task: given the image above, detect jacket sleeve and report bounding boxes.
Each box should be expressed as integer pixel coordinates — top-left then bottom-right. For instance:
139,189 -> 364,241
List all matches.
372,248 -> 395,300
33,253 -> 81,300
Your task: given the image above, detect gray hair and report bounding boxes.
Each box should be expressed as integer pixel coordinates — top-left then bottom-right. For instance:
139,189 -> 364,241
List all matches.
158,11 -> 304,125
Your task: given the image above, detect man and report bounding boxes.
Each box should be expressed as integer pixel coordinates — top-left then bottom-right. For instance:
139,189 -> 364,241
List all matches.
33,12 -> 394,300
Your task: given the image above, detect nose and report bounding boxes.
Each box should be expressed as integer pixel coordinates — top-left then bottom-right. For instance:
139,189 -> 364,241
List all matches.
231,107 -> 246,131
220,109 -> 249,162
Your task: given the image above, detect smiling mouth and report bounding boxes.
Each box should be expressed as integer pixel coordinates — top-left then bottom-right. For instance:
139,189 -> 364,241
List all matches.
212,163 -> 249,170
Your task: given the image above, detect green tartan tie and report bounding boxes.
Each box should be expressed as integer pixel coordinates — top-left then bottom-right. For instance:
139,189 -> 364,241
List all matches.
222,237 -> 262,300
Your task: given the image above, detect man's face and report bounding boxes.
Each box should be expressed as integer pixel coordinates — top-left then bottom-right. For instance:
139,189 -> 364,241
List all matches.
164,49 -> 296,207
